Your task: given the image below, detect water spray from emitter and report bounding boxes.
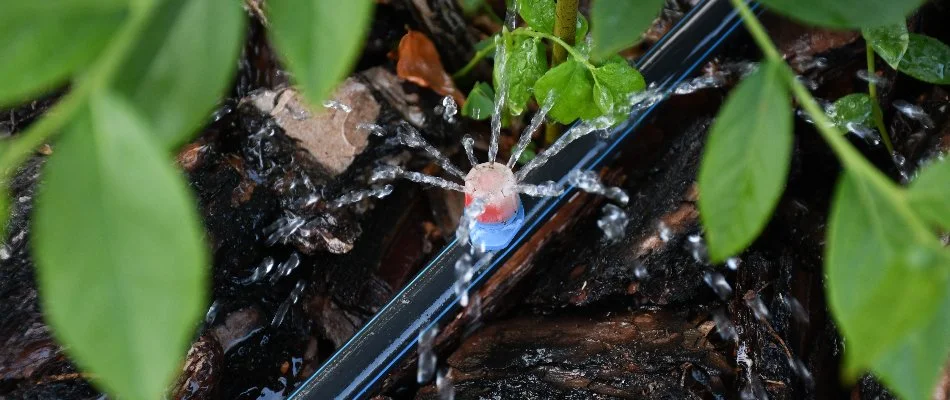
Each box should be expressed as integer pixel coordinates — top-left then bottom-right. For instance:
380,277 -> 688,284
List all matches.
367,93 -> 632,252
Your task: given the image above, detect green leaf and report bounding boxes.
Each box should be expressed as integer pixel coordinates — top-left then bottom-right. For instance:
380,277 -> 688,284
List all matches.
494,34 -> 547,116
756,0 -> 926,29
592,57 -> 646,121
112,0 -> 245,149
873,293 -> 950,400
698,61 -> 793,262
518,142 -> 537,164
907,157 -> 950,230
590,0 -> 666,60
34,93 -> 208,400
462,82 -> 495,120
269,0 -> 375,107
826,170 -> 950,400
533,59 -> 602,124
863,23 -> 910,70
894,33 -> 950,84
0,1 -> 128,106
518,0 -> 556,34
828,93 -> 873,131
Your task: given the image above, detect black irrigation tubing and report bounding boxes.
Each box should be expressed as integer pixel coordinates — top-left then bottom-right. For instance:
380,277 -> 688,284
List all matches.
290,1 -> 759,398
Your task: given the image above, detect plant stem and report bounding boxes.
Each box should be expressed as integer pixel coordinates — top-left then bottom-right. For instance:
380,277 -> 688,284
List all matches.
453,40 -> 498,79
546,0 -> 579,144
551,0 -> 579,66
729,0 -> 880,178
865,43 -> 895,154
0,3 -> 156,175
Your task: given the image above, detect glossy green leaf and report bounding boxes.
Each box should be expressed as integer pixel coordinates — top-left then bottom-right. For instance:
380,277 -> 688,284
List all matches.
756,0 -> 926,29
895,33 -> 950,84
907,157 -> 950,230
269,0 -> 375,107
112,0 -> 245,149
591,0 -> 666,60
518,0 -> 556,34
699,61 -> 793,262
863,23 -> 910,70
826,170 -> 950,400
592,57 -> 646,121
0,1 -> 128,106
828,93 -> 873,132
34,93 -> 208,400
494,34 -> 547,116
533,59 -> 602,124
462,82 -> 495,120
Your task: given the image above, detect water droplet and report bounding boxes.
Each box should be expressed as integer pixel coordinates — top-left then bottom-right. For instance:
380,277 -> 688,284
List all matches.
330,185 -> 394,208
737,342 -> 753,369
456,198 -> 486,246
893,100 -> 935,129
597,204 -> 628,242
789,357 -> 814,389
441,96 -> 458,123
357,123 -> 387,137
891,151 -> 912,183
507,94 -> 554,168
393,122 -> 466,179
793,56 -> 828,72
265,212 -> 307,246
271,279 -> 307,327
726,257 -> 741,271
453,253 -> 474,306
566,170 -> 629,204
783,295 -> 809,326
633,263 -> 649,280
417,326 -> 439,383
205,300 -> 219,324
745,294 -> 771,322
712,309 -> 737,341
462,135 -> 478,167
673,74 -> 726,95
323,100 -> 352,113
372,165 -> 465,192
703,271 -> 733,300
687,234 -> 708,263
657,221 -> 673,242
795,75 -> 819,90
845,121 -> 882,146
436,368 -> 455,400
515,181 -> 564,197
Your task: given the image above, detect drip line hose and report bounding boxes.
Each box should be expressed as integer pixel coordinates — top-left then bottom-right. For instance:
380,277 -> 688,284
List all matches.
290,1 -> 758,398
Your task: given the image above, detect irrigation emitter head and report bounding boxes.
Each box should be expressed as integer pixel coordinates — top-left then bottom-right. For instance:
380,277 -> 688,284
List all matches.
463,162 -> 524,250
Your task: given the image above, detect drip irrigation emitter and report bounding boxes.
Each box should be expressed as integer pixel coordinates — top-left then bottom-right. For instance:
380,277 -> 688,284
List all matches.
291,1 -> 758,398
464,162 -> 524,250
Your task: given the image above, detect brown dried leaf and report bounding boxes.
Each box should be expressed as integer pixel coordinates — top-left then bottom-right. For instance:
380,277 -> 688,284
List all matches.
396,30 -> 465,105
